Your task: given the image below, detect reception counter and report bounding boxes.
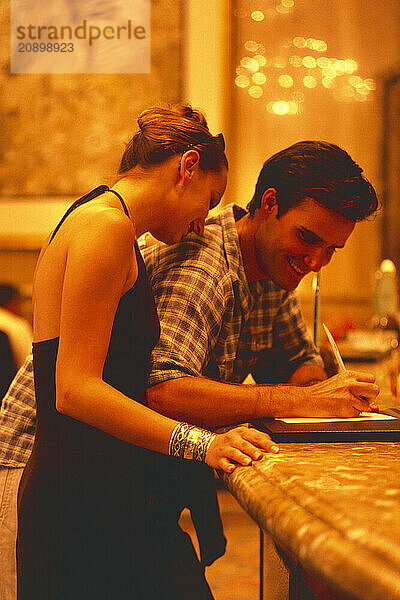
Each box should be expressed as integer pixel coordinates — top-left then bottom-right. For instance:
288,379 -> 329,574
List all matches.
222,356 -> 400,600
223,439 -> 400,599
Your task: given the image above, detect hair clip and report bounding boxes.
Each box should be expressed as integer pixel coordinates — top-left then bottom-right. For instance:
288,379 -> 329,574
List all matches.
214,132 -> 225,150
183,132 -> 225,153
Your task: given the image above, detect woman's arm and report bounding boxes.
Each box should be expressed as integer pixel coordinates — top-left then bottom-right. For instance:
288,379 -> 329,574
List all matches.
52,211 -> 278,468
54,211 -> 175,453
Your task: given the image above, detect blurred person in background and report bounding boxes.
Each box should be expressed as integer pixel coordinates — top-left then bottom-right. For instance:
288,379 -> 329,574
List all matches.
0,285 -> 32,402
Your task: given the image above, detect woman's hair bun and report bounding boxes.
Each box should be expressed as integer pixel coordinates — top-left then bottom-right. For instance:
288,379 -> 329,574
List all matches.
137,115 -> 146,131
175,104 -> 208,128
119,103 -> 227,174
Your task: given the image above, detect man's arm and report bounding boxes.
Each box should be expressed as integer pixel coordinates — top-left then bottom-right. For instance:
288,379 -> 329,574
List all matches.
146,371 -> 379,428
144,245 -> 379,426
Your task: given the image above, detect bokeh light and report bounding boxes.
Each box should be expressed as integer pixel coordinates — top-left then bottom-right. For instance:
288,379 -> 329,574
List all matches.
317,57 -> 331,68
240,57 -> 259,73
322,77 -> 336,89
248,85 -> 263,98
270,101 -> 289,114
235,26 -> 374,114
254,54 -> 267,66
302,56 -> 316,69
266,100 -> 300,115
293,37 -> 306,48
349,75 -> 363,87
278,74 -> 294,87
235,75 -> 250,88
289,55 -> 303,67
251,11 -> 265,21
253,72 -> 267,84
303,75 -> 317,88
364,78 -> 376,90
244,40 -> 259,52
344,59 -> 358,73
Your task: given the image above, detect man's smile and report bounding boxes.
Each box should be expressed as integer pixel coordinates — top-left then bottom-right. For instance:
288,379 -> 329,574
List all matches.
287,256 -> 309,277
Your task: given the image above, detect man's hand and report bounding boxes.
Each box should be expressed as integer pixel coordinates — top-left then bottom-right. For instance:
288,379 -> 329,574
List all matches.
205,426 -> 279,473
306,370 -> 379,417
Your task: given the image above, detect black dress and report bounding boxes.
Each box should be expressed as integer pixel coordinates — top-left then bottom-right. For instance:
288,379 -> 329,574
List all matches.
17,186 -> 220,600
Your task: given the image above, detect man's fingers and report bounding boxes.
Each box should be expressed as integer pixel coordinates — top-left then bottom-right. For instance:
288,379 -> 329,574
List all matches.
347,370 -> 376,383
351,396 -> 372,413
350,382 -> 379,400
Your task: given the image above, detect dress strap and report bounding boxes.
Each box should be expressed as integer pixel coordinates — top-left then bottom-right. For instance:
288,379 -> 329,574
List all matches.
48,185 -> 129,245
107,188 -> 130,218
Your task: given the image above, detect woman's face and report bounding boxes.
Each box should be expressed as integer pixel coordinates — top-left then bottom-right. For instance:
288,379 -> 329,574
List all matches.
155,159 -> 228,245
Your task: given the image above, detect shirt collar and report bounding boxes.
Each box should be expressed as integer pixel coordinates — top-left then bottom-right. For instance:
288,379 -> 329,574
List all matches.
209,204 -> 286,304
210,203 -> 254,316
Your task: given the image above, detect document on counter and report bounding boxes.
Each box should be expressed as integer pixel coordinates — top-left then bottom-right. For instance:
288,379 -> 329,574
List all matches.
277,412 -> 396,424
254,410 -> 400,443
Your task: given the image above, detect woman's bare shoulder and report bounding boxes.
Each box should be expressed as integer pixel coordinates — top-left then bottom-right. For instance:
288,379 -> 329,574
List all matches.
60,202 -> 136,254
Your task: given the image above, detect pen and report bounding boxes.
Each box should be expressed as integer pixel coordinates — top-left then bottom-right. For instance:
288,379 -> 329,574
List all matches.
322,323 -> 346,371
323,322 -> 379,411
313,272 -> 320,346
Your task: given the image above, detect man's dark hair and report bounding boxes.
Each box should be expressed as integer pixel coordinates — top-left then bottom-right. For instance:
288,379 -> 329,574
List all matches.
247,141 -> 378,221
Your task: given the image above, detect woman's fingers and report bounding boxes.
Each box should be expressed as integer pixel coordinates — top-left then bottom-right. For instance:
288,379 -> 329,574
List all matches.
225,427 -> 279,457
225,447 -> 254,466
205,426 -> 279,472
218,458 -> 236,473
242,427 -> 280,453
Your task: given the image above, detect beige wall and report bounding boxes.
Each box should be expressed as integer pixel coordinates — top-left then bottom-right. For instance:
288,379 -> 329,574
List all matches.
0,0 -> 183,296
2,0 -> 400,331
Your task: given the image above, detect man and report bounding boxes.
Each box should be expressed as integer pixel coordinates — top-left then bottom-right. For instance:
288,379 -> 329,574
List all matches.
144,141 -> 379,424
0,141 -> 379,599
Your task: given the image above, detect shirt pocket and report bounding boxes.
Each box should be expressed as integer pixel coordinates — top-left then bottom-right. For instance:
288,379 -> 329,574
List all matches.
241,323 -> 274,354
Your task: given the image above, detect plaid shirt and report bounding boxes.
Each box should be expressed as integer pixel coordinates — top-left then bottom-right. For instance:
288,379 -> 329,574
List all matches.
0,355 -> 35,467
144,204 -> 322,387
0,204 -> 322,467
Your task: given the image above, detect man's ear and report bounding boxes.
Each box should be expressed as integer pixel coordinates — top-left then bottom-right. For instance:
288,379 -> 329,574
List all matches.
260,188 -> 278,217
179,150 -> 200,183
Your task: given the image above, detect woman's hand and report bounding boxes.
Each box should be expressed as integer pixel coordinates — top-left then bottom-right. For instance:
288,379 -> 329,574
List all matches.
205,426 -> 279,473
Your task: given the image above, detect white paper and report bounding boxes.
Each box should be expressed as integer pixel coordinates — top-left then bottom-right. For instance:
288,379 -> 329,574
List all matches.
277,412 -> 396,424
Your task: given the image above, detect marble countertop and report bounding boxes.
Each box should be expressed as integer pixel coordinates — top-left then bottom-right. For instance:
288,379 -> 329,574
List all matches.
223,440 -> 400,600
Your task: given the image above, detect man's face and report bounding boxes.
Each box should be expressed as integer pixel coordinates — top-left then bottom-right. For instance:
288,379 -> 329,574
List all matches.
254,192 -> 355,291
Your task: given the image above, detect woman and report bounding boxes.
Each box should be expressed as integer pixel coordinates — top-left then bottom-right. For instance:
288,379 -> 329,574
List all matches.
17,105 -> 278,599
